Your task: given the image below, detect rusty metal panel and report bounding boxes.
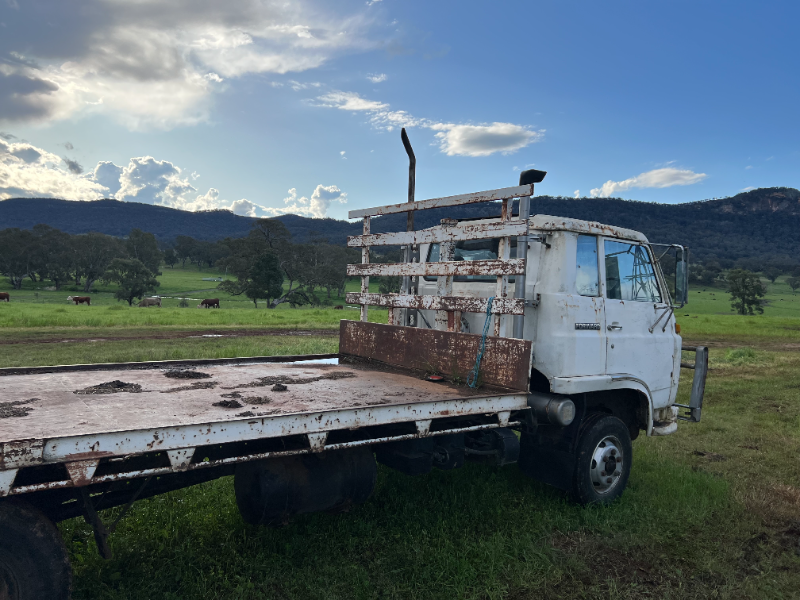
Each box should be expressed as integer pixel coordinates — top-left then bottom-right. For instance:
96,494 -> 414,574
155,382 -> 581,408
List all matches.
345,293 -> 525,315
8,420 -> 523,497
348,220 -> 527,248
347,259 -> 525,277
339,321 -> 531,391
348,184 -> 534,219
530,215 -> 648,243
0,439 -> 44,470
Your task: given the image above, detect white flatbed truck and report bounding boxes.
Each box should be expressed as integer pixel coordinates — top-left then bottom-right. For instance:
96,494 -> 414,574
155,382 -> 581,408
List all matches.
0,168 -> 707,600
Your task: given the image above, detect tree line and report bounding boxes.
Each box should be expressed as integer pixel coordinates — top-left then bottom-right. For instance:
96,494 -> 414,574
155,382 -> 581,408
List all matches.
0,225 -> 163,303
0,219 -> 371,308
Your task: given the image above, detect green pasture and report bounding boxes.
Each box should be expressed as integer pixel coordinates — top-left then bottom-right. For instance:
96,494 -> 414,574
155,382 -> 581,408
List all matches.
1,265 -> 375,308
0,265 -> 389,331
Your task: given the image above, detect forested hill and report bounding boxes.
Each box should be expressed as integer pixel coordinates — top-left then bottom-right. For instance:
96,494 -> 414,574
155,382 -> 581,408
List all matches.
1,187 -> 798,263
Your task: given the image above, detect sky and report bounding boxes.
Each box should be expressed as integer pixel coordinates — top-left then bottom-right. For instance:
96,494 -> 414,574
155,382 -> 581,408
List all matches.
1,0 -> 798,221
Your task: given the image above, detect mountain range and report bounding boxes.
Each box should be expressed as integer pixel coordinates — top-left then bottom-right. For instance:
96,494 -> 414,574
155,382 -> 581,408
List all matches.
0,187 -> 798,264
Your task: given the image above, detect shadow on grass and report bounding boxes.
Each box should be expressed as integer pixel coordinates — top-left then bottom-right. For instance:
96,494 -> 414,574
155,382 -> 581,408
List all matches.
63,446 -> 741,600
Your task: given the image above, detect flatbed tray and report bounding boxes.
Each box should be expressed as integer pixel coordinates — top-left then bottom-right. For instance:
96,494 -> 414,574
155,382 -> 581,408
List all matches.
0,357 -> 494,445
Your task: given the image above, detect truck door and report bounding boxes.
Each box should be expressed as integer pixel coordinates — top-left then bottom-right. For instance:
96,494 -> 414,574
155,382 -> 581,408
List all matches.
602,239 -> 675,406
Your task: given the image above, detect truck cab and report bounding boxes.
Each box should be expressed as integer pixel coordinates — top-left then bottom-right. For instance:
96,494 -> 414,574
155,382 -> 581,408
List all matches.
406,199 -> 706,502
418,214 -> 694,438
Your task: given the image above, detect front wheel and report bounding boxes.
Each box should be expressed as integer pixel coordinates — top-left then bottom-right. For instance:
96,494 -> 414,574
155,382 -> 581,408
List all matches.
571,414 -> 632,505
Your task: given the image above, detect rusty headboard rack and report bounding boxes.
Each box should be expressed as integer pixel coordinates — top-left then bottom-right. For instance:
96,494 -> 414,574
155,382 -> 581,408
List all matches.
345,183 -> 536,338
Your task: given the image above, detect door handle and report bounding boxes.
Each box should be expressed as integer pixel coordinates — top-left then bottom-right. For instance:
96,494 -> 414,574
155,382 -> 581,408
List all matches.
607,324 -> 623,331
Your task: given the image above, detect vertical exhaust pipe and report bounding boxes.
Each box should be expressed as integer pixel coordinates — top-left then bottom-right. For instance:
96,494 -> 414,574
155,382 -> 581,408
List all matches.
401,128 -> 416,326
513,169 -> 546,339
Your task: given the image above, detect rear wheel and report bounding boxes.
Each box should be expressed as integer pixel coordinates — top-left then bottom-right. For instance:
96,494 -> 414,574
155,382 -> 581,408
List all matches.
571,414 -> 632,505
0,499 -> 71,600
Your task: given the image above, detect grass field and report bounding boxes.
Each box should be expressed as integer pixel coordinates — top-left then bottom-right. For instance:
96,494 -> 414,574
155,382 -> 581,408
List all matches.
1,270 -> 799,598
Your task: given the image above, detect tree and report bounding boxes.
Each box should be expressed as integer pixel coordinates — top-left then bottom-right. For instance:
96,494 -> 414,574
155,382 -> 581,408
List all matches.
32,225 -> 73,290
217,219 -> 313,308
727,269 -> 766,315
787,277 -> 800,293
103,258 -> 160,306
73,232 -> 125,292
219,253 -> 284,307
174,235 -> 197,267
764,266 -> 781,283
163,248 -> 178,269
126,229 -> 163,275
0,228 -> 36,289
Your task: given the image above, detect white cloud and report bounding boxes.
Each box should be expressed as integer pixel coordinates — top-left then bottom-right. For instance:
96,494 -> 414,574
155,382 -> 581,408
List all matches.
0,137 -> 263,215
317,90 -> 389,112
590,168 -> 707,198
266,184 -> 347,218
574,190 -> 580,198
745,165 -> 753,170
90,161 -> 123,196
367,73 -> 387,83
433,123 -> 542,157
0,2 -> 376,130
317,90 -> 543,157
741,186 -> 757,192
0,139 -> 107,200
340,150 -> 347,160
230,198 -> 268,217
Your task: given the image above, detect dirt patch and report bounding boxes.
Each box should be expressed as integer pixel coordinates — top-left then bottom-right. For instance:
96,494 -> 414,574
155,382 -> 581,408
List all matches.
164,370 -> 212,379
162,381 -> 218,393
235,409 -> 281,418
220,391 -> 271,404
271,383 -> 288,392
0,399 -> 37,418
74,380 -> 142,394
224,370 -> 356,390
692,450 -> 727,462
213,398 -> 243,408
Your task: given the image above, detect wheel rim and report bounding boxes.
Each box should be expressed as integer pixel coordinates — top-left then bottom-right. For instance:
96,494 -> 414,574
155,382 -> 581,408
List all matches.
589,435 -> 624,495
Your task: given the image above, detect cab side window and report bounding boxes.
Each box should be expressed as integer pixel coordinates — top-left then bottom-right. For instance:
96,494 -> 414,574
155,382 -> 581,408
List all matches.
604,240 -> 662,302
576,235 -> 599,296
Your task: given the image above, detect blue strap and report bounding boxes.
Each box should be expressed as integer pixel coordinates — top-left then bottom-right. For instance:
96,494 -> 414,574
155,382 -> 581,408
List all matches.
467,296 -> 495,388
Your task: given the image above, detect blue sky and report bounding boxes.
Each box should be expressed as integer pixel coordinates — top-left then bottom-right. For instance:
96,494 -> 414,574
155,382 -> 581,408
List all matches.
1,0 -> 797,221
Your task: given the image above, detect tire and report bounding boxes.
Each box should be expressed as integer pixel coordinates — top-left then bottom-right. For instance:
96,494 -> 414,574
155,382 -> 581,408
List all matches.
0,500 -> 72,600
571,414 -> 632,506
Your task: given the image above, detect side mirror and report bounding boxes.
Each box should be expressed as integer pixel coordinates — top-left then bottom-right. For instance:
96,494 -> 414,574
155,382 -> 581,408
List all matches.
650,244 -> 689,307
675,247 -> 688,306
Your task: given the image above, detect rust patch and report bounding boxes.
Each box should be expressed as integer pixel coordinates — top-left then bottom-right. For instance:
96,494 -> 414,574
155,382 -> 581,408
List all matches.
74,380 -> 143,394
0,398 -> 38,418
339,321 -> 531,391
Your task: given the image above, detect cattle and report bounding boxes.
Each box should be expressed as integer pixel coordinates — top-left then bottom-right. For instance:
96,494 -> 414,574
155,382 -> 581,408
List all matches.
0,292 -> 9,302
198,298 -> 220,309
333,305 -> 344,310
138,297 -> 162,307
68,296 -> 91,305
